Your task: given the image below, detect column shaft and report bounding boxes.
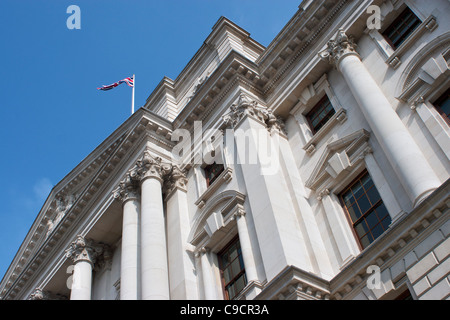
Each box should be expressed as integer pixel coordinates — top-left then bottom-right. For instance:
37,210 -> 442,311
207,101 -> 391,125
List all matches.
140,177 -> 170,300
70,260 -> 93,300
338,54 -> 440,206
199,250 -> 217,300
120,198 -> 141,300
235,213 -> 258,283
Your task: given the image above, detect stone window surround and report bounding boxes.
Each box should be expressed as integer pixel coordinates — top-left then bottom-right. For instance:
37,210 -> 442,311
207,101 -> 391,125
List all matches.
365,1 -> 438,69
189,190 -> 252,300
397,50 -> 450,160
194,133 -> 233,209
290,73 -> 348,156
305,129 -> 406,269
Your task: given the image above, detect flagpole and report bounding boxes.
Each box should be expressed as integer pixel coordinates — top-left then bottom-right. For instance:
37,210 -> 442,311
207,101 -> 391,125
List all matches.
131,74 -> 135,114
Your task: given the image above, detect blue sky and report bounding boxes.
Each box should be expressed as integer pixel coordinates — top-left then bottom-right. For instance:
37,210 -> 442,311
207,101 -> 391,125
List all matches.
0,0 -> 299,281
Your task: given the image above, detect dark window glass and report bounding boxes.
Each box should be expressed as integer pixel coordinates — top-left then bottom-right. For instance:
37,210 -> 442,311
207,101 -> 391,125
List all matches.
433,88 -> 450,124
218,238 -> 247,300
382,7 -> 421,50
204,162 -> 225,187
395,289 -> 413,300
339,171 -> 392,249
305,95 -> 335,134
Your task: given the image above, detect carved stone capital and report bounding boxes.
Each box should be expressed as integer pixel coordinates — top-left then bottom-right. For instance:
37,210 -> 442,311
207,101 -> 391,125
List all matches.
164,165 -> 188,195
231,208 -> 246,220
222,93 -> 286,134
113,172 -> 140,203
194,246 -> 209,258
130,149 -> 172,183
318,29 -> 359,68
64,235 -> 106,266
317,188 -> 331,201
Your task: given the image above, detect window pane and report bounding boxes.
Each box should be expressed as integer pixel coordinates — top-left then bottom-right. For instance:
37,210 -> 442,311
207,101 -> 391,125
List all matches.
306,96 -> 335,133
366,185 -> 381,205
371,223 -> 385,240
352,182 -> 364,200
223,267 -> 232,283
347,204 -> 360,222
360,234 -> 372,248
357,196 -> 371,215
340,171 -> 391,249
382,7 -> 421,49
365,210 -> 379,228
355,221 -> 369,237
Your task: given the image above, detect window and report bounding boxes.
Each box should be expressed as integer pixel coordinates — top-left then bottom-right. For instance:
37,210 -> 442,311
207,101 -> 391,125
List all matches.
305,95 -> 336,134
394,289 -> 413,300
382,7 -> 421,50
204,162 -> 225,187
339,171 -> 392,249
433,87 -> 450,124
218,237 -> 246,300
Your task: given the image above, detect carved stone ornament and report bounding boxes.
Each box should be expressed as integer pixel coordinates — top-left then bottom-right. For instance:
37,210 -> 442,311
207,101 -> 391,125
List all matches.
28,288 -> 68,300
46,194 -> 76,237
64,235 -> 107,266
222,93 -> 286,134
112,172 -> 140,203
163,165 -> 188,195
129,148 -> 173,182
318,29 -> 359,67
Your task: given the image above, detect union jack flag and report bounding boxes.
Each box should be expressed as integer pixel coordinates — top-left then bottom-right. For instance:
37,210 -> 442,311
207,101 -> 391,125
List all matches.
97,76 -> 134,91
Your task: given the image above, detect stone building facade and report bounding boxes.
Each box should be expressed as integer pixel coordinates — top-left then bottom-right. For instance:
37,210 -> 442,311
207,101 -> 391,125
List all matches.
1,0 -> 449,300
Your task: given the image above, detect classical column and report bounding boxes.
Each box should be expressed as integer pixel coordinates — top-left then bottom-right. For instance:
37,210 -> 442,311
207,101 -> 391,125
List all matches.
232,210 -> 260,297
65,235 -> 105,300
317,189 -> 359,265
131,149 -> 171,300
319,29 -> 440,207
113,173 -> 141,300
165,166 -> 198,299
196,247 -> 217,300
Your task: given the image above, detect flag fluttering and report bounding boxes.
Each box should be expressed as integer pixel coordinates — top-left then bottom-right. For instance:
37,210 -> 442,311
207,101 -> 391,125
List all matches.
97,76 -> 134,91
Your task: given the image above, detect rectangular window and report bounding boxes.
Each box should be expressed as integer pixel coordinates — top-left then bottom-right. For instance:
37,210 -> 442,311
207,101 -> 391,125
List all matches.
218,237 -> 247,300
204,162 -> 224,187
305,95 -> 335,134
339,171 -> 392,249
382,7 -> 421,50
433,87 -> 450,124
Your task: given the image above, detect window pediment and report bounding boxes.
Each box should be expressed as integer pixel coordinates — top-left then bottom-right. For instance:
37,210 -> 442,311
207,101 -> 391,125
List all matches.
189,190 -> 246,250
305,129 -> 371,192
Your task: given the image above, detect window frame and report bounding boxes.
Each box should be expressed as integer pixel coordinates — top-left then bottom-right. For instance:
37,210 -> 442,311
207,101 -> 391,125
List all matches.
338,170 -> 392,250
217,236 -> 247,300
432,87 -> 450,125
381,6 -> 422,51
305,95 -> 336,135
203,162 -> 225,188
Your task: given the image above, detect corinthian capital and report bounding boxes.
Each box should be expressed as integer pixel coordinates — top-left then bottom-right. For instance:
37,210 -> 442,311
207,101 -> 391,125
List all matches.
113,172 -> 140,203
222,93 -> 286,134
318,29 -> 359,67
64,235 -> 106,266
130,149 -> 173,183
164,165 -> 188,195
